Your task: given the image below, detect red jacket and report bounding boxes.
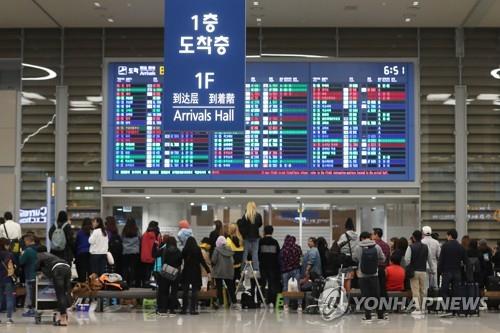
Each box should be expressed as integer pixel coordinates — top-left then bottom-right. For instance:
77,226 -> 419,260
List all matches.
141,231 -> 159,264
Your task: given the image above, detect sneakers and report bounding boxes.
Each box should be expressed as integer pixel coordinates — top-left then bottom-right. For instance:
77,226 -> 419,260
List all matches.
6,318 -> 14,324
378,314 -> 389,321
22,309 -> 36,317
411,310 -> 422,315
283,305 -> 289,312
230,304 -> 241,311
362,317 -> 373,323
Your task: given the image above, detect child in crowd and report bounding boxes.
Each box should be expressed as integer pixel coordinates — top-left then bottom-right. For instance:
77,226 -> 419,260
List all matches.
20,234 -> 38,317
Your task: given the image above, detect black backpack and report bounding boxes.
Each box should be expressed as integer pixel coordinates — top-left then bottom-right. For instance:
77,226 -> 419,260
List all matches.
109,234 -> 123,256
360,245 -> 378,275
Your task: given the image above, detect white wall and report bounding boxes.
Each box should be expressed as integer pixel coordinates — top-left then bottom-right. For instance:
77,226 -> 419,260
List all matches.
143,202 -> 187,236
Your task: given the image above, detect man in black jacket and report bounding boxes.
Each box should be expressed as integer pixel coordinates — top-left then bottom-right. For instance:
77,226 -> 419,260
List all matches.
37,247 -> 71,326
438,229 -> 469,311
258,226 -> 281,305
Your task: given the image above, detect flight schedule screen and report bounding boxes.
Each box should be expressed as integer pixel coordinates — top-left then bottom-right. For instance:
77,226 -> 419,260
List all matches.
107,61 -> 415,181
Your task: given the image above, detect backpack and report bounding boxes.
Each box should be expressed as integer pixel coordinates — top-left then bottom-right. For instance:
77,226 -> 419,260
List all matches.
51,222 -> 69,251
360,245 -> 378,275
108,234 -> 123,256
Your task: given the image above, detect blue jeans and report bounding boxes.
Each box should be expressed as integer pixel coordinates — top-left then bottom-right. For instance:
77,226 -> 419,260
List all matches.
0,281 -> 15,319
25,280 -> 36,309
281,269 -> 301,305
243,239 -> 260,271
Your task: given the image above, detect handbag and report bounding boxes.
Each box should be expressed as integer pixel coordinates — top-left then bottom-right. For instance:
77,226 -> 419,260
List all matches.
106,252 -> 115,265
160,264 -> 179,281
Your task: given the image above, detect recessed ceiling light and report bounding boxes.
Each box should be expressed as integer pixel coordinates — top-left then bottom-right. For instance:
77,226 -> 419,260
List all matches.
256,17 -> 262,22
491,68 -> 500,79
107,17 -> 115,23
220,196 -> 226,199
253,1 -> 259,5
412,1 -> 420,6
371,196 -> 377,200
404,17 -> 412,22
477,94 -> 500,101
145,196 -> 151,199
426,93 -> 451,101
190,202 -> 195,206
296,196 -> 301,200
93,2 -> 101,8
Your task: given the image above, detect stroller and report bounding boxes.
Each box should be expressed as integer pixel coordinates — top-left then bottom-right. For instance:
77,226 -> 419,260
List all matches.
304,267 -> 354,321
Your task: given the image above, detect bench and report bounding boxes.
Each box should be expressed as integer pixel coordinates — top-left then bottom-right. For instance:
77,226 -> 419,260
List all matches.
91,288 -> 217,312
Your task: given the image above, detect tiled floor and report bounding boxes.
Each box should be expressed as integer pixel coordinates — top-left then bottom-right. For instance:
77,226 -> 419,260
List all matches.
1,309 -> 500,332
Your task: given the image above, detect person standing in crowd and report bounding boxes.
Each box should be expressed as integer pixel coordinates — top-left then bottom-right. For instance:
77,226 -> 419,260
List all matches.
37,247 -> 72,326
258,225 -> 281,306
238,201 -> 263,273
389,237 -> 400,254
353,231 -> 387,322
280,235 -> 302,312
181,237 -> 211,315
89,217 -> 108,276
75,218 -> 92,282
156,237 -> 182,316
461,235 -> 470,249
20,234 -> 38,317
226,223 -> 244,282
316,237 -> 329,278
48,211 -> 74,265
199,238 -> 212,291
323,242 -> 347,277
141,221 -> 161,285
0,238 -> 16,324
478,239 -> 494,286
439,229 -> 469,316
405,230 -> 431,315
211,236 -> 237,309
385,254 -> 406,291
209,220 -> 224,257
338,218 -> 359,260
302,237 -> 322,280
178,220 -> 193,249
422,226 -> 441,289
0,213 -> 22,257
466,240 -> 483,287
493,240 -> 500,273
372,228 -> 390,301
105,216 -> 123,274
395,237 -> 409,266
122,218 -> 141,287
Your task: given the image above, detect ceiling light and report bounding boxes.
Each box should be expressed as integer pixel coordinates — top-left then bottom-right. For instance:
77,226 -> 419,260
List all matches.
253,1 -> 259,5
22,92 -> 46,100
93,2 -> 101,8
404,17 -> 412,23
296,196 -> 301,200
411,1 -> 420,6
190,202 -> 195,206
493,108 -> 500,111
69,108 -> 98,112
145,196 -> 151,199
494,100 -> 500,106
21,97 -> 35,106
220,196 -> 226,199
256,18 -> 262,22
371,196 -> 377,200
426,93 -> 451,102
477,94 -> 500,101
75,186 -> 81,190
246,55 -> 261,58
491,68 -> 500,79
86,96 -> 103,103
107,17 -> 115,23
22,63 -> 57,81
70,100 -> 93,107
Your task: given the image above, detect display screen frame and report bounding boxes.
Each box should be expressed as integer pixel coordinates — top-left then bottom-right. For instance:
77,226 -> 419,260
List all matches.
101,57 -> 420,189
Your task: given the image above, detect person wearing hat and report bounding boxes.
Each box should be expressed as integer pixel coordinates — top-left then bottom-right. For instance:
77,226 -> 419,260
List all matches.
177,220 -> 193,249
422,226 -> 441,288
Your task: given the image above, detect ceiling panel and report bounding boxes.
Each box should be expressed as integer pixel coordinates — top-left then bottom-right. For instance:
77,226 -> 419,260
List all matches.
0,0 -> 498,28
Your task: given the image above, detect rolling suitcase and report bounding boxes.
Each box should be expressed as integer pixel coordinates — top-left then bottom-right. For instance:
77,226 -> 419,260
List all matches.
426,287 -> 441,314
453,283 -> 480,317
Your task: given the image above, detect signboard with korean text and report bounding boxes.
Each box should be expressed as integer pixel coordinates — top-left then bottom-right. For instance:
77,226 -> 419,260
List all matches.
164,0 -> 246,131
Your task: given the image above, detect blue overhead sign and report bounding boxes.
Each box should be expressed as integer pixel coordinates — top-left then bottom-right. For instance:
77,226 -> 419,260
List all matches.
164,0 -> 246,131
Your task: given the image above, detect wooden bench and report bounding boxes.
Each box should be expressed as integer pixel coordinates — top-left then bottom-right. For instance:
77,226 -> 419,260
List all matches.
91,288 -> 217,312
282,291 -> 305,299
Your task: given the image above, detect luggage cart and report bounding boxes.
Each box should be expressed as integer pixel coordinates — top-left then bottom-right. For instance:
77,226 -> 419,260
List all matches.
34,274 -> 58,325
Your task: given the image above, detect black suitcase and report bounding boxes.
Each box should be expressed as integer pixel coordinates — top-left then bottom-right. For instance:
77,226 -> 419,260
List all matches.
426,287 -> 440,313
453,283 -> 480,316
241,292 -> 257,309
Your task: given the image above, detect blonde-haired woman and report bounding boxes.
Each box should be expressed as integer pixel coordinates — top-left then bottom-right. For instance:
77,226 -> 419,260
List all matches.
227,223 -> 244,281
237,201 -> 263,273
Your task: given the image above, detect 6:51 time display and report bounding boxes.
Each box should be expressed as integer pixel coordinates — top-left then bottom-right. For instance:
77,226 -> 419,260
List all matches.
384,65 -> 405,76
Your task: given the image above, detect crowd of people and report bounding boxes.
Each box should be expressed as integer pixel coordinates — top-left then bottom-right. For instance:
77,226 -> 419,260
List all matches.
2,204 -> 500,325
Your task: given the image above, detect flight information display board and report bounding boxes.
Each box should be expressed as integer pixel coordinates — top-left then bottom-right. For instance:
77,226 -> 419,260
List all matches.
106,61 -> 415,181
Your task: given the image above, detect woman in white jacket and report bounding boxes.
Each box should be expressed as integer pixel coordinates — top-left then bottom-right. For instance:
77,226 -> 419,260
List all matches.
89,217 -> 108,275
